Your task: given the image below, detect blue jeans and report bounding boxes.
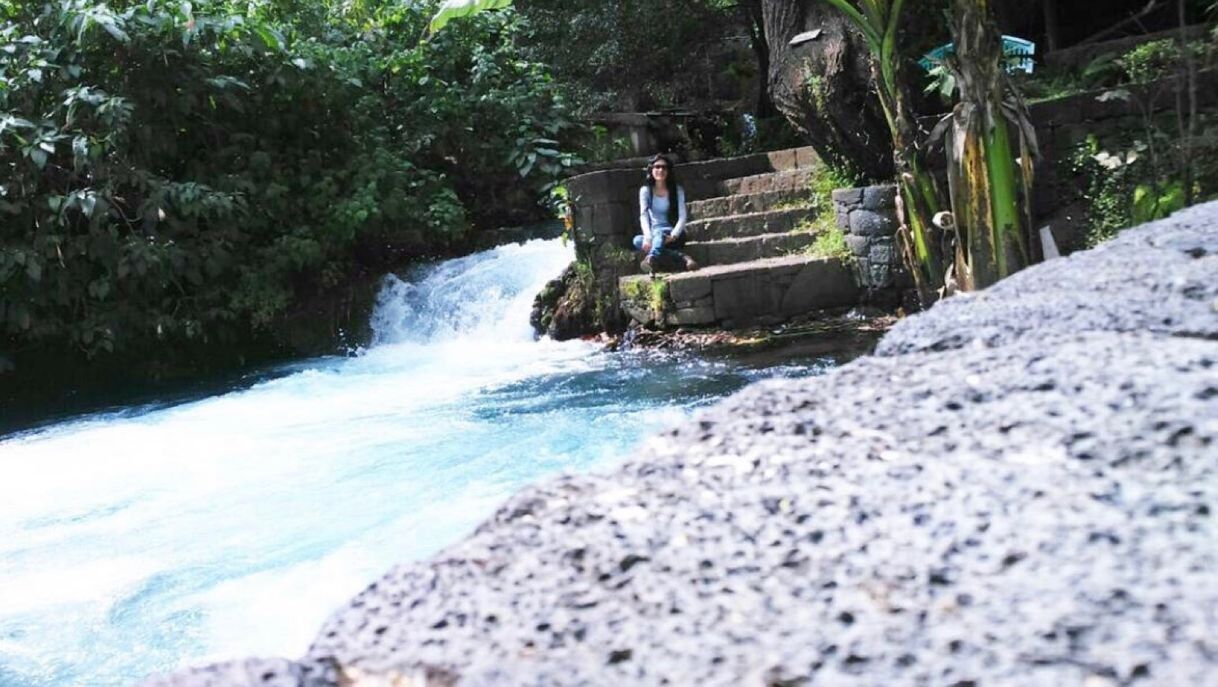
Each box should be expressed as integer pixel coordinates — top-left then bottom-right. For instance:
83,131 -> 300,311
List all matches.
633,227 -> 687,260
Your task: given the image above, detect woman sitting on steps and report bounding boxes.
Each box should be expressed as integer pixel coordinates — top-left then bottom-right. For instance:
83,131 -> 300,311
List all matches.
634,153 -> 699,273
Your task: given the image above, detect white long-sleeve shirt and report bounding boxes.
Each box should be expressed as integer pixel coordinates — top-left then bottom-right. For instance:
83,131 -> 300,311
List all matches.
639,185 -> 687,237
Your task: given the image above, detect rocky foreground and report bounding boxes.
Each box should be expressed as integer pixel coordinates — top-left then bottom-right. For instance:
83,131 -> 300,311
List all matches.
151,206 -> 1217,686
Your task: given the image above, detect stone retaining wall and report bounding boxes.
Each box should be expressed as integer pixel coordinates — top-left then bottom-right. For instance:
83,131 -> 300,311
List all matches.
1030,69 -> 1218,250
470,219 -> 565,251
831,184 -> 910,305
620,255 -> 859,329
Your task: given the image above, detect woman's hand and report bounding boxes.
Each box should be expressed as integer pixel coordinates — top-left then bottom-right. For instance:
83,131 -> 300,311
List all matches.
641,242 -> 652,254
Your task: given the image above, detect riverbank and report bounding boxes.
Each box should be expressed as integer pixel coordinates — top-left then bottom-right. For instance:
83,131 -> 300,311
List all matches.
618,306 -> 895,358
151,202 -> 1216,685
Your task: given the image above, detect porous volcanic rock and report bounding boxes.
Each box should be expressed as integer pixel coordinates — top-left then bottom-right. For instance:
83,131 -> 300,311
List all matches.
145,205 -> 1218,686
877,203 -> 1218,356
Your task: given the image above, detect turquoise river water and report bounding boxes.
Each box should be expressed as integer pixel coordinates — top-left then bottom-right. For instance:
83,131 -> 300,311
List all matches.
0,239 -> 845,687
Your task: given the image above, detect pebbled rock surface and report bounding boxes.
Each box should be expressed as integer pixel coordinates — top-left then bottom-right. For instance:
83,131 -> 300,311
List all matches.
146,207 -> 1218,685
877,203 -> 1218,356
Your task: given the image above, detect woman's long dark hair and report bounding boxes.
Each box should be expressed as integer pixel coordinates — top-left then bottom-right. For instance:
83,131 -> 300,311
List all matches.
644,153 -> 681,227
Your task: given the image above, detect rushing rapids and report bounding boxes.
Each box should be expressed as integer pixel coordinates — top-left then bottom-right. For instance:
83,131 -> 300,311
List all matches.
0,239 -> 839,687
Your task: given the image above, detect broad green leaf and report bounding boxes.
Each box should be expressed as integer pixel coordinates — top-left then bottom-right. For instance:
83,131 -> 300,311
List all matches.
429,0 -> 512,35
1131,185 -> 1156,225
0,115 -> 34,133
1158,182 -> 1186,218
101,20 -> 129,43
73,136 -> 88,165
254,26 -> 282,51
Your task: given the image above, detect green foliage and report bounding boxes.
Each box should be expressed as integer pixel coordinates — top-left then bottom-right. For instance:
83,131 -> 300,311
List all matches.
1,0 -> 577,359
577,124 -> 633,163
1072,126 -> 1216,246
649,278 -> 669,314
573,256 -> 595,292
1012,56 -> 1120,104
808,226 -> 851,260
1010,33 -> 1218,106
807,164 -> 860,218
1132,181 -> 1187,225
620,275 -> 668,316
429,0 -> 512,35
1119,39 -> 1189,84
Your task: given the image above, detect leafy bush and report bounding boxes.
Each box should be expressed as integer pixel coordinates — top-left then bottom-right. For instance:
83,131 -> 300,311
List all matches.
1,0 -> 577,361
1072,125 -> 1217,246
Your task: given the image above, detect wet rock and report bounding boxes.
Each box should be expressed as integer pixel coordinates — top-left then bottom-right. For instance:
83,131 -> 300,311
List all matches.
529,263 -> 598,341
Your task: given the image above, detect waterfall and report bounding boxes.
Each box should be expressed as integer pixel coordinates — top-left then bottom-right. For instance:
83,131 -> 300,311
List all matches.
369,238 -> 573,346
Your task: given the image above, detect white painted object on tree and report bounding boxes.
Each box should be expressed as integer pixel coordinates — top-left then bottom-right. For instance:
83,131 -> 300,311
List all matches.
789,29 -> 822,47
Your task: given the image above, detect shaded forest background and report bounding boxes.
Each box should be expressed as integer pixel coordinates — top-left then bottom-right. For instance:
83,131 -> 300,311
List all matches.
1,0 -> 1213,387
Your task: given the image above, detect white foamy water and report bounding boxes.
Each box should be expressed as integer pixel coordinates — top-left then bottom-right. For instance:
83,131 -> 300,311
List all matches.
0,238 -> 835,687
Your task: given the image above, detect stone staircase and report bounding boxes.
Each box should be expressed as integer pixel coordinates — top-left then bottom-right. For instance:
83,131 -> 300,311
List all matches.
618,164 -> 859,328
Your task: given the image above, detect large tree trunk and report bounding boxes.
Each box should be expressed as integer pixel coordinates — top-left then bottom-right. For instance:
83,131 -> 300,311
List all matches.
739,0 -> 778,118
762,0 -> 893,179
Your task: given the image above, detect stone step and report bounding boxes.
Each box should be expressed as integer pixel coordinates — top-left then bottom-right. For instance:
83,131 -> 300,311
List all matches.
687,207 -> 819,241
688,188 -> 814,220
683,231 -> 819,268
718,168 -> 819,197
619,254 -> 859,329
683,169 -> 819,201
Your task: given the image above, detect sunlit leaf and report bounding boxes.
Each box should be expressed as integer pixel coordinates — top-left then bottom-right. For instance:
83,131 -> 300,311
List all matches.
254,26 -> 282,51
101,20 -> 129,43
429,0 -> 513,35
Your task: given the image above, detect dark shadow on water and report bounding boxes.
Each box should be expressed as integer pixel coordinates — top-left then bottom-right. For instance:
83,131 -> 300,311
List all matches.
2,329 -> 882,440
0,356 -> 343,440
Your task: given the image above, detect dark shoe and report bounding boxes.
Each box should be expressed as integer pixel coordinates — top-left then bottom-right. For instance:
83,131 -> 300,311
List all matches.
683,256 -> 700,271
640,256 -> 654,274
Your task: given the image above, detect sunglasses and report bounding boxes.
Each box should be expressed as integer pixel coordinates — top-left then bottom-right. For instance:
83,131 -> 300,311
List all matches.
651,164 -> 669,170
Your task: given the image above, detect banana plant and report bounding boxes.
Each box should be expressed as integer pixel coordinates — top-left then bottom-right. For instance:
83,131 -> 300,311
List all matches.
931,0 -> 1037,290
820,0 -> 946,306
429,0 -> 512,35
